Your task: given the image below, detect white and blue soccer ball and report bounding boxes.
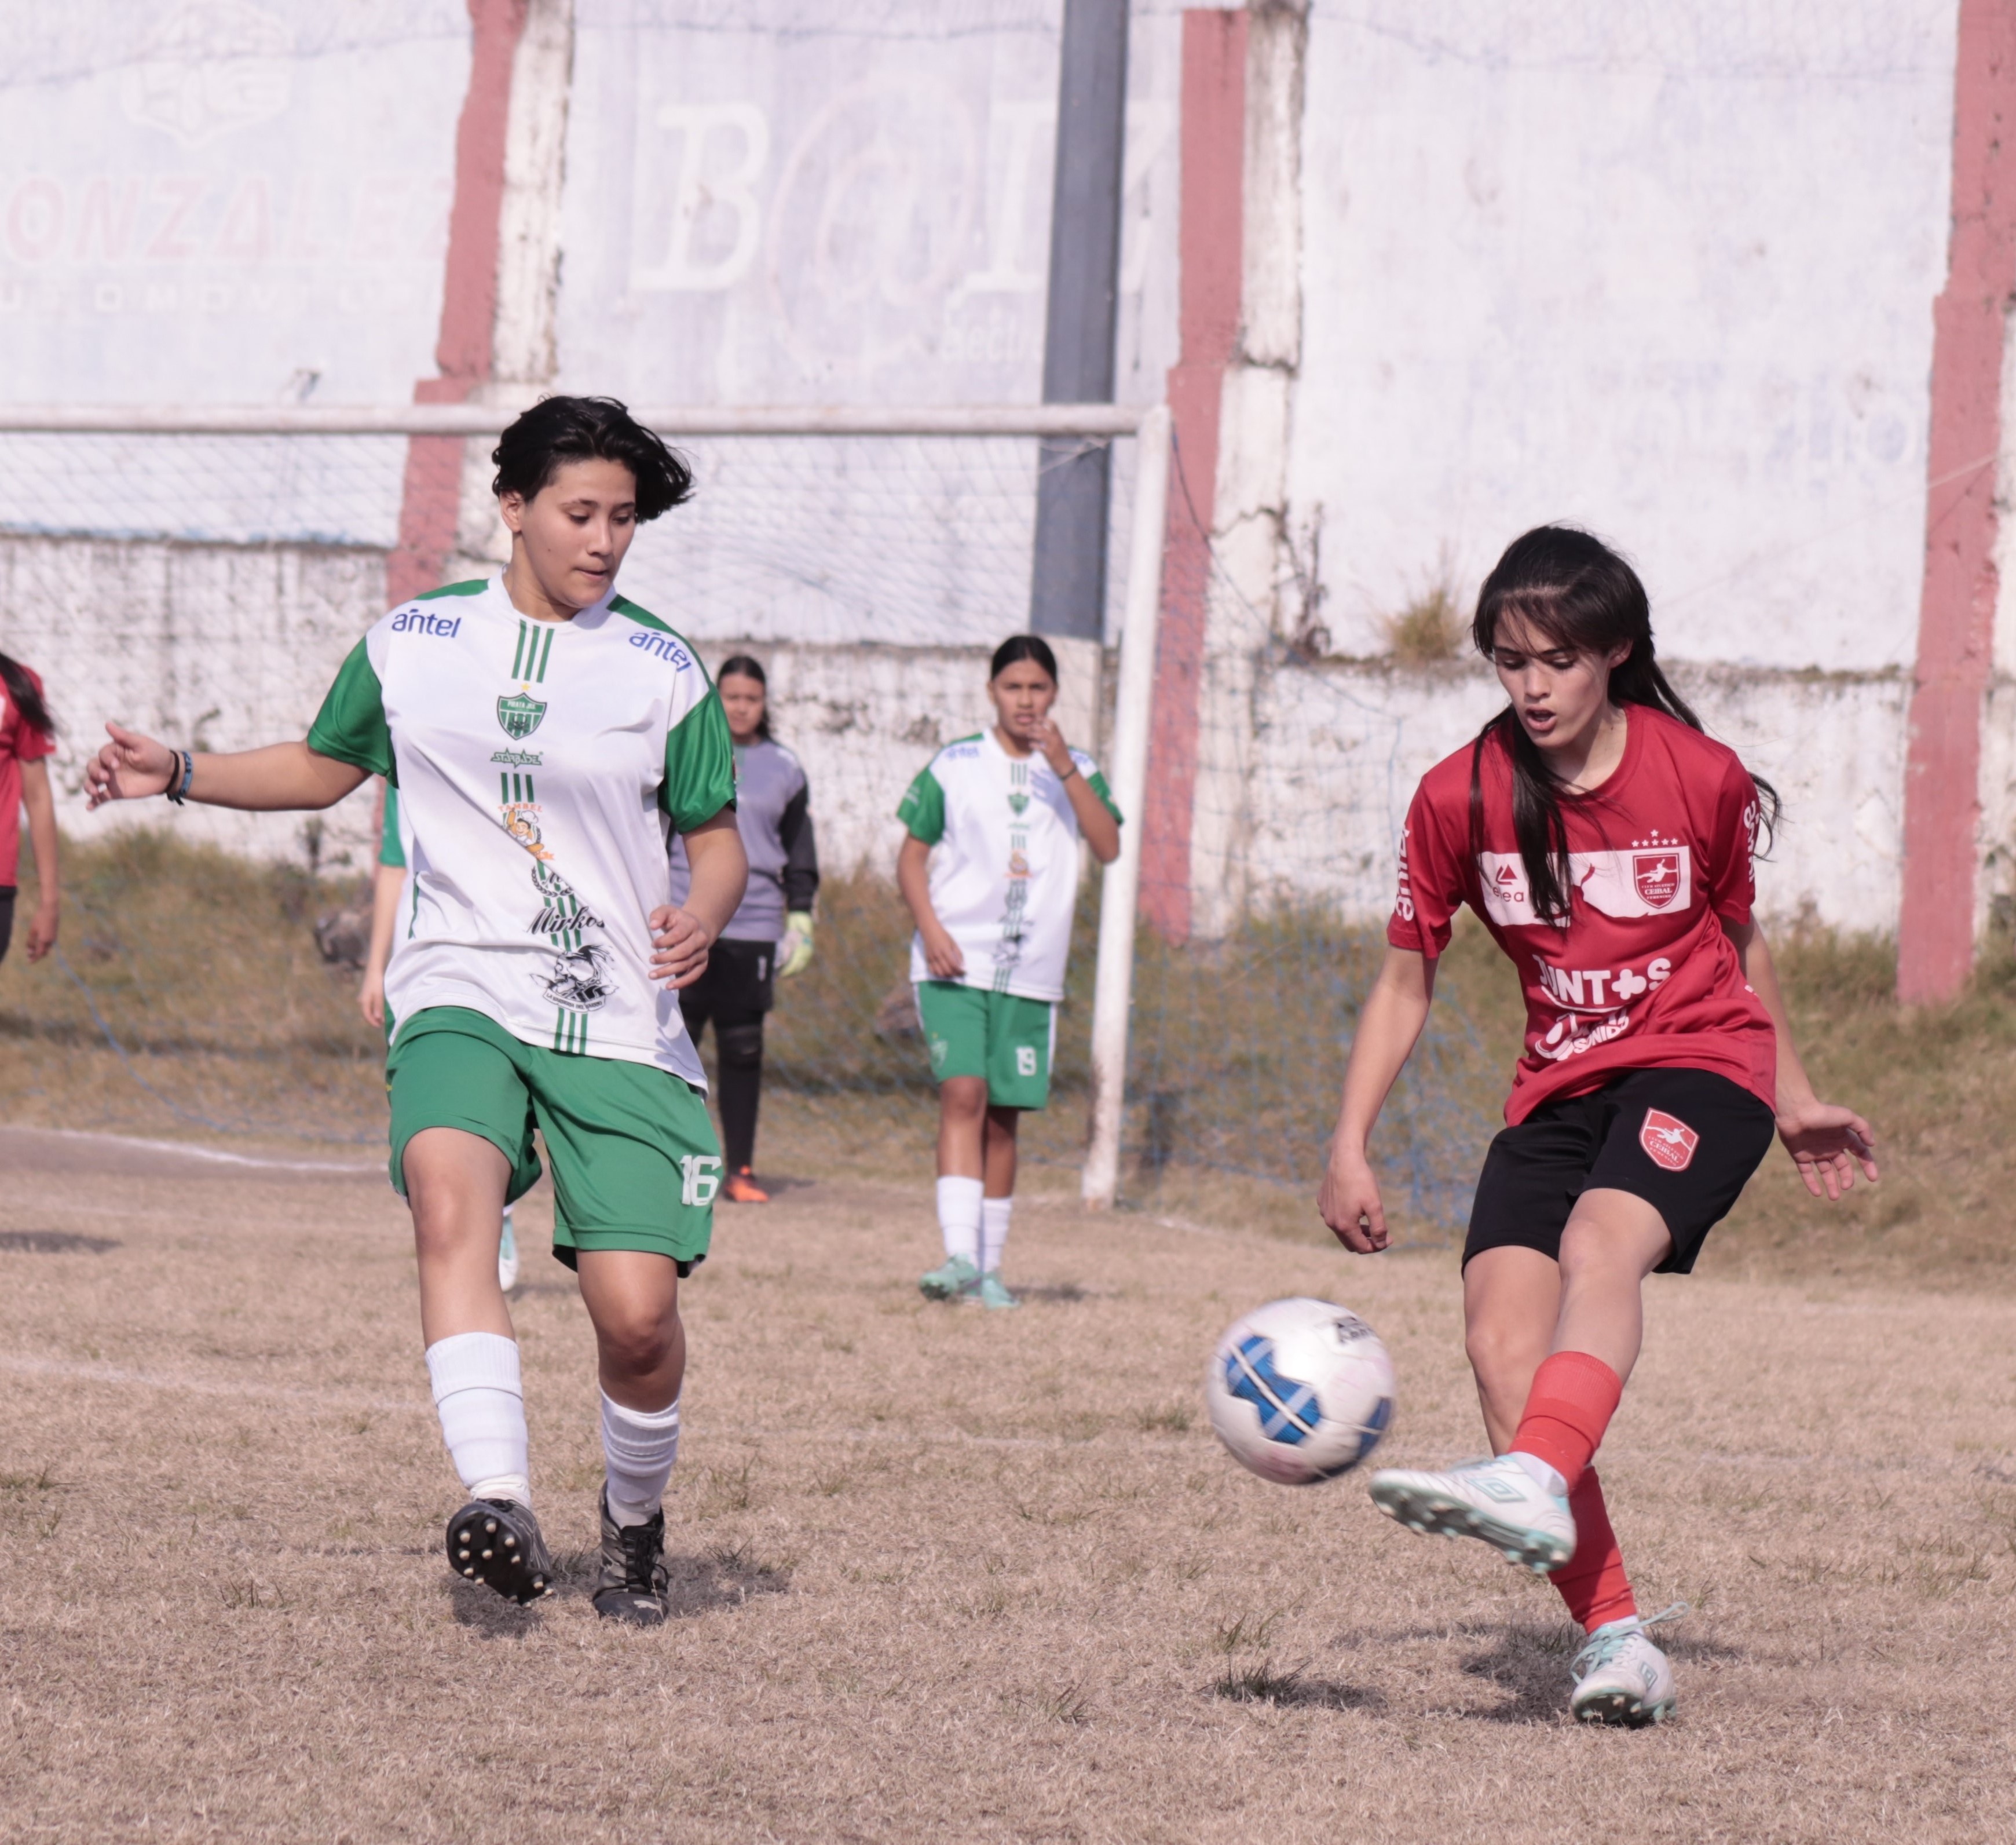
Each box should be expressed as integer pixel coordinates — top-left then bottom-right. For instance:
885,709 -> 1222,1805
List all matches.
1205,1297 -> 1396,1486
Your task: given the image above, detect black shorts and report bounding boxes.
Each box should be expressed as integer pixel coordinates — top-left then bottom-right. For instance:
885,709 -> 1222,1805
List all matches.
677,936 -> 776,1032
0,886 -> 13,964
1463,1067 -> 1776,1276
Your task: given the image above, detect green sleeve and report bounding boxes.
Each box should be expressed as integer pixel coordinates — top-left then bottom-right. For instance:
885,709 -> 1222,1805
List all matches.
378,783 -> 405,869
1085,768 -> 1122,827
660,687 -> 737,832
897,765 -> 946,844
306,641 -> 394,780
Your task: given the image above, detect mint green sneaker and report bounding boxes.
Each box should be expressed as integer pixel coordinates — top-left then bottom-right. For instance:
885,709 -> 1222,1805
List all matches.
1570,1602 -> 1686,1726
1368,1453 -> 1575,1574
974,1271 -> 1019,1311
919,1254 -> 979,1301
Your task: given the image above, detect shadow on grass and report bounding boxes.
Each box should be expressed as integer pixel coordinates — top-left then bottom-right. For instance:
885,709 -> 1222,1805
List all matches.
538,1539 -> 793,1620
1210,1658 -> 1385,1713
1017,1281 -> 1091,1304
446,1579 -> 550,1639
0,1230 -> 119,1254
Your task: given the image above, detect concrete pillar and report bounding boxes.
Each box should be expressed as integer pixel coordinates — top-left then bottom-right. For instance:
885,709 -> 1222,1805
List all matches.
1897,0 -> 2016,1002
386,0 -> 530,608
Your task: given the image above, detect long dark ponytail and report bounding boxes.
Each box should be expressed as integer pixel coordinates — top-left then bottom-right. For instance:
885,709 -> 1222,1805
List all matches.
0,653 -> 53,740
1466,526 -> 1777,923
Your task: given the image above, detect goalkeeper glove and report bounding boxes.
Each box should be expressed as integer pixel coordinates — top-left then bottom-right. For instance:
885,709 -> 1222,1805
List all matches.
778,911 -> 814,978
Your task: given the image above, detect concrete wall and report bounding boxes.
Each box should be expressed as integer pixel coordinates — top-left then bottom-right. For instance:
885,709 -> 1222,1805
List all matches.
0,1 -> 1989,945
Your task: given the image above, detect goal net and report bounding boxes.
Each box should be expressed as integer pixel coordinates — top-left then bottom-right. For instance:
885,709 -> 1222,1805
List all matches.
0,406 -> 1497,1234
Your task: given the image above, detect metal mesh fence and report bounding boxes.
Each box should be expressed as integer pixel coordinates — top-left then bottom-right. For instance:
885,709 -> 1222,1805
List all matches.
0,414 -> 1502,1233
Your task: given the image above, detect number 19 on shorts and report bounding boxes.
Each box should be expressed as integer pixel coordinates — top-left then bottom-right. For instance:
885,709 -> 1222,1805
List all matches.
680,1155 -> 722,1207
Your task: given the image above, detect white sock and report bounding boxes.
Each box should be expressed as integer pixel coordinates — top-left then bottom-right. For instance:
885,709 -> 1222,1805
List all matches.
980,1195 -> 1012,1277
425,1332 -> 530,1506
601,1391 -> 682,1528
1507,1449 -> 1567,1497
936,1175 -> 983,1266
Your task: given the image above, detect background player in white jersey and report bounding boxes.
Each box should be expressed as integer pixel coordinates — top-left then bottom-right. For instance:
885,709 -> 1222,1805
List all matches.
896,636 -> 1121,1308
360,784 -> 518,1291
668,653 -> 820,1203
85,397 -> 746,1627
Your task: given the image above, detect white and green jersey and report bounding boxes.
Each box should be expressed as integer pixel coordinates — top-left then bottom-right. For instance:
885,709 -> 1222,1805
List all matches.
897,729 -> 1121,1002
309,575 -> 736,1086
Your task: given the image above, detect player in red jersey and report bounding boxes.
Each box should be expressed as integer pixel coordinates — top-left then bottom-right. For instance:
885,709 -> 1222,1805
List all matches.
0,652 -> 59,966
1318,527 -> 1877,1727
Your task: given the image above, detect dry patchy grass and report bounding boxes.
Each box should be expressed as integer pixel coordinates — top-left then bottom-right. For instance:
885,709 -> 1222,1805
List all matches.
1,1136 -> 2015,1840
9,834 -> 2016,1288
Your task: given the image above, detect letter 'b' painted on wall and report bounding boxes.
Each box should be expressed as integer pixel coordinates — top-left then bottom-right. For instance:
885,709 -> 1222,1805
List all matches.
633,103 -> 770,292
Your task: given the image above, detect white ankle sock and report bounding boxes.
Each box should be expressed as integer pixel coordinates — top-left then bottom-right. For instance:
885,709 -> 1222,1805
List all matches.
425,1331 -> 530,1506
979,1195 -> 1012,1276
936,1175 -> 983,1265
1507,1449 -> 1567,1497
601,1391 -> 682,1528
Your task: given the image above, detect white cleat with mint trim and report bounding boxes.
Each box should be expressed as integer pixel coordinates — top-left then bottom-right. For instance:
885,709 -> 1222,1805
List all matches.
1570,1603 -> 1686,1726
1368,1454 -> 1576,1574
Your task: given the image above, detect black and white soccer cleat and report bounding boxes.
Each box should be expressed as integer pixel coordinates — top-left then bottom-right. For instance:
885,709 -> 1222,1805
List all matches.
591,1493 -> 670,1627
445,1498 -> 554,1605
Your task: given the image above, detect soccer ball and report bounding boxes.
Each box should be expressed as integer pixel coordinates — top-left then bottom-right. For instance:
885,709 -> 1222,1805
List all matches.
1205,1297 -> 1395,1486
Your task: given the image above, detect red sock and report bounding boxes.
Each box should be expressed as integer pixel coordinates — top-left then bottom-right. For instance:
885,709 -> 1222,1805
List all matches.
1550,1467 -> 1637,1632
1512,1350 -> 1623,1492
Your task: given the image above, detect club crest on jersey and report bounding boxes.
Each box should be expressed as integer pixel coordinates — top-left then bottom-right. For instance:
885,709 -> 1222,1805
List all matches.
1640,1108 -> 1699,1172
1633,852 -> 1682,910
1008,792 -> 1029,814
539,941 -> 613,1012
497,692 -> 547,740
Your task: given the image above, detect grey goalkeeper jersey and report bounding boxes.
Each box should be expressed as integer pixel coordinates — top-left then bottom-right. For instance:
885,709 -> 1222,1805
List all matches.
668,736 -> 818,942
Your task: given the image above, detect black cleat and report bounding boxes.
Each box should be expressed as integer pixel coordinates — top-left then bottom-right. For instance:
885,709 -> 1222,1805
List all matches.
591,1492 -> 669,1626
445,1498 -> 554,1605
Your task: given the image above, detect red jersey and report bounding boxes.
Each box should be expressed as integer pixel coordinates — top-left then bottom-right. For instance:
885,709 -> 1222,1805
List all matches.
0,665 -> 54,886
1388,706 -> 1775,1124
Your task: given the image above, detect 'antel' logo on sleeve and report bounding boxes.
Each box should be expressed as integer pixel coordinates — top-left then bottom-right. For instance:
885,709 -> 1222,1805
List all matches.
1640,1109 -> 1700,1172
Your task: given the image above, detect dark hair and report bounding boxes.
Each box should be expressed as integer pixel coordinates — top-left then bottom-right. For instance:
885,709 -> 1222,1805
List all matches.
491,396 -> 694,522
1467,525 -> 1779,923
989,634 -> 1058,683
716,653 -> 771,741
0,652 -> 53,739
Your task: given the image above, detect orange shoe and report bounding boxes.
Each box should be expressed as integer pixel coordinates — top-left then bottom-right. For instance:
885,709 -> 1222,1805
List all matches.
723,1166 -> 770,1204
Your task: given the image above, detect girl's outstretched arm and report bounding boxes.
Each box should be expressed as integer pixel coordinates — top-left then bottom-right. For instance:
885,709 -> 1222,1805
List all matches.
85,724 -> 366,812
1318,945 -> 1436,1253
19,758 -> 58,962
1724,917 -> 1879,1201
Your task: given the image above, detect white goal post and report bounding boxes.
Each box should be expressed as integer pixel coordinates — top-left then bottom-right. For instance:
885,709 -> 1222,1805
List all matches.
0,399 -> 1169,1208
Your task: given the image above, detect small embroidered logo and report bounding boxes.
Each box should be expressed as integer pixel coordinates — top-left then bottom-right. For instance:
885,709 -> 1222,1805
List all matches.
1640,1108 -> 1699,1172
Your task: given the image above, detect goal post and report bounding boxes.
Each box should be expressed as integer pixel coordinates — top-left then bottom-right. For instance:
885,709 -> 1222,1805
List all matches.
0,398 -> 1172,1198
1081,403 -> 1169,1209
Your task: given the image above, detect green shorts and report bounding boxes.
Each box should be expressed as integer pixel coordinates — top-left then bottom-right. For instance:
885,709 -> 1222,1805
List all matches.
915,981 -> 1056,1111
385,1007 -> 719,1272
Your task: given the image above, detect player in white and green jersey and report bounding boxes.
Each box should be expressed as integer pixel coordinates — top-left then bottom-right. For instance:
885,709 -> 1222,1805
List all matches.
85,397 -> 746,1625
895,635 -> 1122,1309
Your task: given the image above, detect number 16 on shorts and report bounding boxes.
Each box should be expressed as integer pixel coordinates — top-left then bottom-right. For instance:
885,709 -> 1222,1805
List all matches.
680,1155 -> 722,1207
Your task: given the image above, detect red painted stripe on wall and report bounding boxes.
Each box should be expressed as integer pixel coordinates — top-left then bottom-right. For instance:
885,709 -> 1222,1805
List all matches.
386,0 -> 530,609
1897,0 -> 2016,1003
1140,8 -> 1246,944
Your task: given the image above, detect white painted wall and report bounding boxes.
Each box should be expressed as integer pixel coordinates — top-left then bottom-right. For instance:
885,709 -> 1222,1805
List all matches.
549,0 -> 1184,646
0,5 -> 467,410
0,0 -> 1977,946
1289,1 -> 1958,673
